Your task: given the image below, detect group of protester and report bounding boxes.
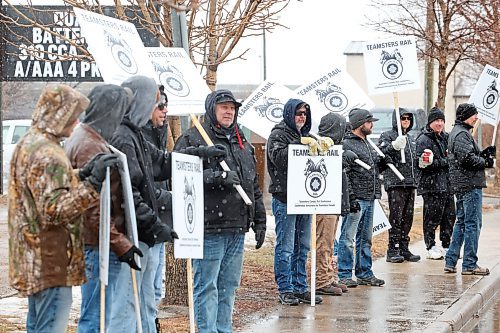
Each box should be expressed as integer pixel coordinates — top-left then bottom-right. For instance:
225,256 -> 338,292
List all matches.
7,78 -> 495,333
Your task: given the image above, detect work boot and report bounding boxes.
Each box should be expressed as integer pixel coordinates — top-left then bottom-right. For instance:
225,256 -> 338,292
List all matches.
401,249 -> 421,262
294,291 -> 323,304
332,282 -> 348,293
386,249 -> 404,263
339,278 -> 358,288
316,284 -> 342,296
278,292 -> 299,306
357,275 -> 385,286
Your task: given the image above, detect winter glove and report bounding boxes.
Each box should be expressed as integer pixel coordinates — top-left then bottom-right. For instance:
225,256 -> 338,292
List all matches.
300,137 -> 320,156
83,153 -> 121,192
252,224 -> 266,250
391,135 -> 407,151
350,200 -> 361,213
480,146 -> 496,159
485,156 -> 494,168
221,170 -> 240,186
342,150 -> 359,168
380,154 -> 394,166
153,222 -> 179,244
418,149 -> 434,168
180,144 -> 227,161
118,245 -> 143,271
317,136 -> 334,155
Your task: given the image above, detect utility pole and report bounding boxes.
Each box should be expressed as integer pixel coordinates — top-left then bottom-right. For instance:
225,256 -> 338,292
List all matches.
424,0 -> 435,113
262,27 -> 267,81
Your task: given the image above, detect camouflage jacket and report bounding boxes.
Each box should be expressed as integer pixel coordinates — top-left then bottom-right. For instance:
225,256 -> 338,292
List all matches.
8,84 -> 99,296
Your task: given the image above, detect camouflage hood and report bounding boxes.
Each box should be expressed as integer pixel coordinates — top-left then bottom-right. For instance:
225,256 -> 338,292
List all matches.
31,84 -> 89,139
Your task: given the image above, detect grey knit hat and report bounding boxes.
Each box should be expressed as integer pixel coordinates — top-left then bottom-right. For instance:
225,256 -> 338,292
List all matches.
348,108 -> 378,129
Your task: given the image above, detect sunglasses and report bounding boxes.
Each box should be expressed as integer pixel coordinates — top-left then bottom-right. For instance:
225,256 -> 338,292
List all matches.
295,111 -> 307,117
157,103 -> 167,111
401,116 -> 412,120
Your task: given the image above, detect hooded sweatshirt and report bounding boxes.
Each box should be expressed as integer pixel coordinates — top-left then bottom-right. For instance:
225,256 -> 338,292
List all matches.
267,98 -> 312,203
8,84 -> 99,296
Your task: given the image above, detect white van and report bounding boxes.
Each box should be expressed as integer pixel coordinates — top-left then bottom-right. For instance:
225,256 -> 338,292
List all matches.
2,119 -> 31,192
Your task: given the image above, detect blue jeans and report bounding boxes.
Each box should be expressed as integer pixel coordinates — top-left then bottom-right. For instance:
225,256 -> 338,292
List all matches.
445,189 -> 482,270
193,233 -> 245,333
27,286 -> 72,333
337,200 -> 374,280
77,246 -> 123,333
108,241 -> 160,333
154,243 -> 165,305
272,197 -> 311,294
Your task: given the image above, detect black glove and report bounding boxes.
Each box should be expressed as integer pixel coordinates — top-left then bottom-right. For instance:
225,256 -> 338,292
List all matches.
350,200 -> 361,213
181,144 -> 227,161
118,245 -> 143,271
79,152 -> 104,180
480,145 -> 496,159
221,170 -> 240,186
485,156 -> 494,168
380,155 -> 394,165
85,153 -> 121,192
252,224 -> 266,250
342,150 -> 359,167
154,222 -> 179,244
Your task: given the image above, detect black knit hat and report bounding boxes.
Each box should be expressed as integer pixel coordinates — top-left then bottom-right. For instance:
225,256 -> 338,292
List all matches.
456,103 -> 478,121
427,107 -> 445,125
348,108 -> 378,129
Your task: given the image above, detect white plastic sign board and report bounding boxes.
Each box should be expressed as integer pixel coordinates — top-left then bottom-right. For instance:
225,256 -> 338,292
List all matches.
468,64 -> 500,125
238,81 -> 295,140
172,152 -> 204,259
99,168 -> 111,285
286,144 -> 342,214
109,145 -> 141,269
335,200 -> 391,241
294,66 -> 375,131
73,7 -> 156,85
147,47 -> 211,116
363,37 -> 420,95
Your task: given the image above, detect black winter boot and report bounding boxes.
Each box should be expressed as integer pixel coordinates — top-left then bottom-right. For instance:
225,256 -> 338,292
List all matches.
386,249 -> 404,263
400,249 -> 421,262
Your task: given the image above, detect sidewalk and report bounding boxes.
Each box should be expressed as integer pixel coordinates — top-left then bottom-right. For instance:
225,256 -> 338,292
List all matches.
239,209 -> 500,333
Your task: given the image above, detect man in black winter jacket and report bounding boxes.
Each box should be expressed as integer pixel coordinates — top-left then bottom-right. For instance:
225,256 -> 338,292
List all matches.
174,89 -> 266,333
415,107 -> 455,261
337,108 -> 391,288
379,108 -> 420,263
444,103 -> 494,275
109,76 -> 225,333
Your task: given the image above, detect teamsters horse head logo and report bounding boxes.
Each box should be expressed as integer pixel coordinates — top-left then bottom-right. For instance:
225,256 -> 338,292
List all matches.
303,158 -> 328,198
105,30 -> 138,75
483,80 -> 499,110
315,82 -> 349,113
184,176 -> 196,233
254,96 -> 284,123
379,48 -> 403,80
153,60 -> 190,97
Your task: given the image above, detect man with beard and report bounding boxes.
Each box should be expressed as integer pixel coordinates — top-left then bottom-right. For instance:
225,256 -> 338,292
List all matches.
337,108 -> 392,288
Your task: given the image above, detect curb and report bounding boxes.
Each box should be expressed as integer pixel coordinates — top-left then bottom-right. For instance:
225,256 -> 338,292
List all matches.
423,262 -> 500,333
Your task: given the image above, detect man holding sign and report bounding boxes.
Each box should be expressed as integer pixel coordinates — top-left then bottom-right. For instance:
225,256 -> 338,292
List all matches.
174,89 -> 267,333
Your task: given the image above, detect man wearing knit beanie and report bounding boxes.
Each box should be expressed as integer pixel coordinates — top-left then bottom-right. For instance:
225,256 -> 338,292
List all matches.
415,106 -> 456,260
444,103 -> 495,275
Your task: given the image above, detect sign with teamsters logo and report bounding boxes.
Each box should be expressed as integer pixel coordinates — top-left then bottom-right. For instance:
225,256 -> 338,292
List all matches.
286,144 -> 342,214
468,64 -> 500,125
363,36 -> 420,95
294,66 -> 375,131
172,153 -> 204,259
147,47 -> 212,116
73,7 -> 156,84
238,81 -> 295,139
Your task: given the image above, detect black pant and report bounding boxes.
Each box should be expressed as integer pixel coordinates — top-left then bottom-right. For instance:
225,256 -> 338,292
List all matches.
422,192 -> 456,250
387,187 -> 415,252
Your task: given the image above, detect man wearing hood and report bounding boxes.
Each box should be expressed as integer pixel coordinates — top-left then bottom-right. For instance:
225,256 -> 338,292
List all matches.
141,85 -> 170,331
415,107 -> 455,260
314,113 -> 355,296
267,98 -> 322,305
174,89 -> 267,333
337,108 -> 391,288
109,76 -> 226,332
445,103 -> 494,275
8,84 -> 118,332
64,84 -> 141,333
378,109 -> 420,263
